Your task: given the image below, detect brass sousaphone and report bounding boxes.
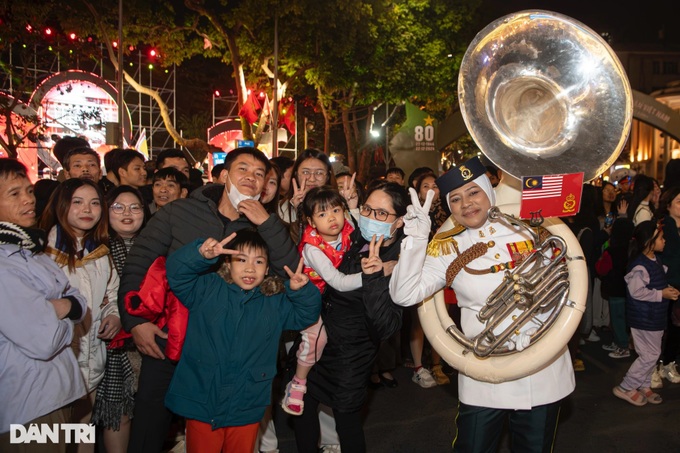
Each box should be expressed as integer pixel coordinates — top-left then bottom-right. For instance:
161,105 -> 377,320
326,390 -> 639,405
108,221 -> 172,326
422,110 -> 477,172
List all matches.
418,10 -> 633,383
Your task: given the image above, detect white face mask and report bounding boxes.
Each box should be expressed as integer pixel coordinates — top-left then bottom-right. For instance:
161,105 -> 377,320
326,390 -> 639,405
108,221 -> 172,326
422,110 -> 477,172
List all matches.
226,173 -> 260,209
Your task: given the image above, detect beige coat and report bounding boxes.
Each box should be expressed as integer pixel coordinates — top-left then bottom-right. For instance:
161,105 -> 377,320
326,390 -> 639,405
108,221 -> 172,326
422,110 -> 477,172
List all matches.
46,228 -> 120,391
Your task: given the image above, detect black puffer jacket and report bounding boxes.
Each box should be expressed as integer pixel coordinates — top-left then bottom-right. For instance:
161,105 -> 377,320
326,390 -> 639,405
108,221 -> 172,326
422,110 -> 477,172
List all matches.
118,184 -> 299,332
301,228 -> 404,413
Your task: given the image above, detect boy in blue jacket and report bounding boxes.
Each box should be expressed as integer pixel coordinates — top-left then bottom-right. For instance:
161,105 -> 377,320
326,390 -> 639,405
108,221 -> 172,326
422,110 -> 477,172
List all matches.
165,229 -> 320,452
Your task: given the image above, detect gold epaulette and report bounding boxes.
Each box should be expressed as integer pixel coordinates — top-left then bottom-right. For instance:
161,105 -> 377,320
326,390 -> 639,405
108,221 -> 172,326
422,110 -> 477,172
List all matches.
426,224 -> 466,257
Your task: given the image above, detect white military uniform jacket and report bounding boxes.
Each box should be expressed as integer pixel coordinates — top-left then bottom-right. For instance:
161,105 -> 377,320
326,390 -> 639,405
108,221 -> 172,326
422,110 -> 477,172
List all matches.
391,215 -> 575,410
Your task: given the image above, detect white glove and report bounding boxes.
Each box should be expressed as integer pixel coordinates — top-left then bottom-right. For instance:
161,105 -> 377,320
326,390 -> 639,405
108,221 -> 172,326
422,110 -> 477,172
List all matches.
506,327 -> 538,352
403,188 -> 434,240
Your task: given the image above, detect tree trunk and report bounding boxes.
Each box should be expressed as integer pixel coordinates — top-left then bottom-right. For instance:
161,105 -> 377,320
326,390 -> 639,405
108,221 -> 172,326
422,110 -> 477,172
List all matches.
86,0 -> 212,162
225,30 -> 253,141
342,108 -> 356,173
316,86 -> 331,154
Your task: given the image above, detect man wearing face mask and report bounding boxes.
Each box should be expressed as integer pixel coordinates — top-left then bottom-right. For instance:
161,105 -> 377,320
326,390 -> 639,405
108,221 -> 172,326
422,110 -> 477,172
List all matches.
118,147 -> 299,453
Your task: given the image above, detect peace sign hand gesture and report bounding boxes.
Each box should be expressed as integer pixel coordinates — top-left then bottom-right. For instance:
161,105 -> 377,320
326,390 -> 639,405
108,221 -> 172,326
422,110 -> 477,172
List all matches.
361,235 -> 384,275
284,258 -> 309,291
339,172 -> 359,209
291,178 -> 308,209
199,233 -> 238,260
403,187 -> 434,240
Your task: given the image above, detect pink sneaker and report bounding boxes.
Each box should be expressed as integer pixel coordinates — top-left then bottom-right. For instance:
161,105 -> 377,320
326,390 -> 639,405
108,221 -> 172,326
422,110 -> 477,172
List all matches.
281,378 -> 306,415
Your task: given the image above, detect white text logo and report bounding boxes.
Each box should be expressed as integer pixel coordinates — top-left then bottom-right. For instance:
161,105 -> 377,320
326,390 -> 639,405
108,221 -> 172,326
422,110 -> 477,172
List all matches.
9,424 -> 95,444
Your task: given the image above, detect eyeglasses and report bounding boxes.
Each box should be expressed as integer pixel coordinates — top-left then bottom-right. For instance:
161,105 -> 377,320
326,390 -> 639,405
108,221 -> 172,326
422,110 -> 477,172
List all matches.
110,202 -> 143,215
299,169 -> 327,179
360,205 -> 397,222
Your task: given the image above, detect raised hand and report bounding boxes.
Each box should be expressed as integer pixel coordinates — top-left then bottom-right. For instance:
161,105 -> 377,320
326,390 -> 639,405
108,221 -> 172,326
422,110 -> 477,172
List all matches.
361,235 -> 384,274
284,258 -> 309,291
339,172 -> 359,209
290,178 -> 308,209
238,199 -> 270,226
199,233 -> 238,260
403,187 -> 434,239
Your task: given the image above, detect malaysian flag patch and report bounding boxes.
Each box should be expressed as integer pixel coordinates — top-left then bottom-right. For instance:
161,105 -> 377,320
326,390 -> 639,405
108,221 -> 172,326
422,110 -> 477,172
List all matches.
519,173 -> 584,219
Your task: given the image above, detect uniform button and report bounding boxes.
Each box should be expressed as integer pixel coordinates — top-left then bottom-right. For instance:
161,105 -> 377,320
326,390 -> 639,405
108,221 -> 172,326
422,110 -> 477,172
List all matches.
488,241 -> 496,248
262,373 -> 266,378
494,253 -> 500,259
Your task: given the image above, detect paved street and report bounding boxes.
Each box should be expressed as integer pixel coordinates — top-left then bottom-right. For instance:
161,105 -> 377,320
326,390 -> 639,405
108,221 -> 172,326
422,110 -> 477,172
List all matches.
271,330 -> 680,452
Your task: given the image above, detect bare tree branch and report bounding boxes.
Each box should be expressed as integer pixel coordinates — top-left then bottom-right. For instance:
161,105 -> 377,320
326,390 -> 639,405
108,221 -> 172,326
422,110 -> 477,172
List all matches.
81,0 -> 210,158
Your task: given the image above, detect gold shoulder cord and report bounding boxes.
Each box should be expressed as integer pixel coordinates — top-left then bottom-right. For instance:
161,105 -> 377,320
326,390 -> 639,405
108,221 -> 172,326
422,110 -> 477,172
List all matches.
445,242 -> 489,286
439,219 -> 549,287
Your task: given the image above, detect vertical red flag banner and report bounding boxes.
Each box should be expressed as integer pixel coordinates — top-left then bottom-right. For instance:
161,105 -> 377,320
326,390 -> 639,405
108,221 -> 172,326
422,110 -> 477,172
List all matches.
519,172 -> 584,219
238,91 -> 261,125
279,101 -> 296,135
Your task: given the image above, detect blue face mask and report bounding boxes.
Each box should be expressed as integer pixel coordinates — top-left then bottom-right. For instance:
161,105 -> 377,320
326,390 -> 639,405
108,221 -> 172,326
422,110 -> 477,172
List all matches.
359,215 -> 394,242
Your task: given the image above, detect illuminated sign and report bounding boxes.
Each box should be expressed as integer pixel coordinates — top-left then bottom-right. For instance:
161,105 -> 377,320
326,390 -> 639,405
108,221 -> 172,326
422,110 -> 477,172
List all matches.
29,70 -> 132,153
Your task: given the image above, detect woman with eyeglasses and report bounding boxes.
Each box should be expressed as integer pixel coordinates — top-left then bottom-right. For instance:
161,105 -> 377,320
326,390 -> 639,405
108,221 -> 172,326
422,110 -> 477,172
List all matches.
279,149 -> 336,242
291,181 -> 408,453
89,185 -> 148,453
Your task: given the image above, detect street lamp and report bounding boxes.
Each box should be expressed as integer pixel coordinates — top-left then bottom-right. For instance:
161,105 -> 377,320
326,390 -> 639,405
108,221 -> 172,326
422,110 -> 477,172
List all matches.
212,91 -> 220,125
304,118 -> 314,149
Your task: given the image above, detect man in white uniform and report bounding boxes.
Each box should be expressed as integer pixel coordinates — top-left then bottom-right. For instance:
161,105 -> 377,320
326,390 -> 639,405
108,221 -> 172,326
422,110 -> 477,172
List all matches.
389,156 -> 575,452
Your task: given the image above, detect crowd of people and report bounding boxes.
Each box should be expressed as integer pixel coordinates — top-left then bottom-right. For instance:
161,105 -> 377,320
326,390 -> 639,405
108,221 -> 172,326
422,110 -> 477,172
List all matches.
2,136 -> 680,452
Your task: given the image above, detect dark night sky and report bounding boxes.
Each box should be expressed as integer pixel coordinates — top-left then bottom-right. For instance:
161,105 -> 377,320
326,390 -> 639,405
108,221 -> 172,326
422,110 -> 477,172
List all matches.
479,0 -> 680,47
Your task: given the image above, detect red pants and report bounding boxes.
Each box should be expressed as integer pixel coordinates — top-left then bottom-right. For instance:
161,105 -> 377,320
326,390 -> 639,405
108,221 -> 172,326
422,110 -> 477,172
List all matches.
185,419 -> 259,453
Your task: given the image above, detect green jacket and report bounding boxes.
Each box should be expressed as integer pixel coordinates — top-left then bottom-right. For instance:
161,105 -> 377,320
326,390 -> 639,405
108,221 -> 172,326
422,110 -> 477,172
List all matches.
165,240 -> 320,428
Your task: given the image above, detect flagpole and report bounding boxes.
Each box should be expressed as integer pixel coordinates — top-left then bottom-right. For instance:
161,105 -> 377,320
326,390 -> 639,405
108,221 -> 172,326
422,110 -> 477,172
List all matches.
117,0 -> 124,148
272,11 -> 279,158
